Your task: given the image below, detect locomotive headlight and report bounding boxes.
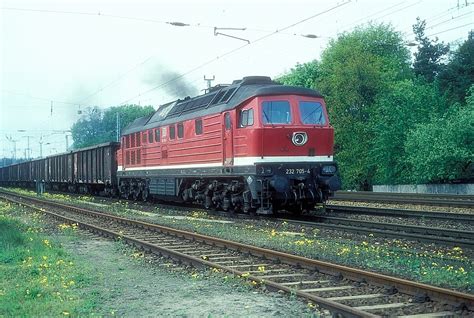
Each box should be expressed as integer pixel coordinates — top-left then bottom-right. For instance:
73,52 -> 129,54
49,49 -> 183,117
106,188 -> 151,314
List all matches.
321,165 -> 337,175
292,132 -> 308,146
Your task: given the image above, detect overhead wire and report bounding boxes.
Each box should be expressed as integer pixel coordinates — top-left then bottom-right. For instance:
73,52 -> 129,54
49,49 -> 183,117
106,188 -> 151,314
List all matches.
117,1 -> 351,105
426,22 -> 474,37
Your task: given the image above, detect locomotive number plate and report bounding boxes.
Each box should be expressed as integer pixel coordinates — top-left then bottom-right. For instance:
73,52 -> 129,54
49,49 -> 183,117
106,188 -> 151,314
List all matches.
286,168 -> 310,175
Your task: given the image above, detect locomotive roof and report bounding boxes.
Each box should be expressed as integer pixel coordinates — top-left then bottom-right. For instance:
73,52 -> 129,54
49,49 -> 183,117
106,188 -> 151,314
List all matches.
122,76 -> 323,135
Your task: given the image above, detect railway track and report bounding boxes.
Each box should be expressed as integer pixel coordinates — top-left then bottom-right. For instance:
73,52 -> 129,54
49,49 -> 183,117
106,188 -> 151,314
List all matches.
1,192 -> 472,317
326,205 -> 474,223
2,188 -> 472,248
281,216 -> 474,249
332,192 -> 474,208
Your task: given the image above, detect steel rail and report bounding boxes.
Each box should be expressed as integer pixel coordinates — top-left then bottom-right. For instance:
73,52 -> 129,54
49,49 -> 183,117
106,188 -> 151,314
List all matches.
335,191 -> 474,200
278,217 -> 474,249
325,205 -> 474,223
318,216 -> 473,242
1,192 -> 473,316
333,192 -> 474,208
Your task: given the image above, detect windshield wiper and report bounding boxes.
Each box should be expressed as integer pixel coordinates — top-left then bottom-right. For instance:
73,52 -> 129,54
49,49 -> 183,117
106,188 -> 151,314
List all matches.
302,105 -> 322,124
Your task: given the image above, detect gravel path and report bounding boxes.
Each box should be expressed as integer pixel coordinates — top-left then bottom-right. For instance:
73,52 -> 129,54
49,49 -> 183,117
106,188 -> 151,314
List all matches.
62,231 -> 319,317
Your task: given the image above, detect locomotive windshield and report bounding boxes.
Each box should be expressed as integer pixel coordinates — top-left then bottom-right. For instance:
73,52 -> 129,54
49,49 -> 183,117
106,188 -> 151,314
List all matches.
299,101 -> 326,125
262,101 -> 292,124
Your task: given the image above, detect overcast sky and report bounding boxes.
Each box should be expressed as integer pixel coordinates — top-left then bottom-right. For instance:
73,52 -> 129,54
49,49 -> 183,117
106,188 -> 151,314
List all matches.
1,0 -> 473,158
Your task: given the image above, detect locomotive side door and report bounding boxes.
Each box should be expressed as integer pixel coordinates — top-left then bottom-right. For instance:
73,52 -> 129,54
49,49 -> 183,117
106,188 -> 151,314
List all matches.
223,112 -> 234,165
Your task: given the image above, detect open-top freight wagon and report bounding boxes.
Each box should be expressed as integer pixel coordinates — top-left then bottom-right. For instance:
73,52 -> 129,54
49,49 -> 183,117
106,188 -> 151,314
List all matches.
0,142 -> 119,195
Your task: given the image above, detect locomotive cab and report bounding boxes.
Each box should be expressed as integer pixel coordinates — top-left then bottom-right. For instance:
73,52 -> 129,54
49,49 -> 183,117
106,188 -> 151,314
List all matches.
233,93 -> 341,214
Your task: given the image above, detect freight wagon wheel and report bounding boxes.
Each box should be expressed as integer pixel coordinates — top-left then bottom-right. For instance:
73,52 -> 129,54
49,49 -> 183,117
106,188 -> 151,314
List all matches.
132,191 -> 139,201
141,189 -> 149,202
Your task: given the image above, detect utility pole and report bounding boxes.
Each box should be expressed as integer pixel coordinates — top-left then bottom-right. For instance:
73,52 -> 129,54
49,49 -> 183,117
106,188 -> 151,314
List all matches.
116,112 -> 121,142
23,135 -> 33,159
5,135 -> 18,160
65,135 -> 69,151
39,136 -> 44,158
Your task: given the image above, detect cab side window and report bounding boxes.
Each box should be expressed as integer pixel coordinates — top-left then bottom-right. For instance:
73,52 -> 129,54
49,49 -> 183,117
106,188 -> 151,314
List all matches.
239,109 -> 254,127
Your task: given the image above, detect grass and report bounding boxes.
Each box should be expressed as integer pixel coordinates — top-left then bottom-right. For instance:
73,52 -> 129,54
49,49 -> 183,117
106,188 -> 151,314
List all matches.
4,187 -> 474,292
0,201 -> 97,317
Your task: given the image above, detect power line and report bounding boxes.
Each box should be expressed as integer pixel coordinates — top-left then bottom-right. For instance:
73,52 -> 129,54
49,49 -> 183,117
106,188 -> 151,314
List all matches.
2,7 -> 202,28
338,1 -> 409,31
426,11 -> 473,30
426,22 -> 474,37
1,90 -> 77,105
118,1 -> 351,105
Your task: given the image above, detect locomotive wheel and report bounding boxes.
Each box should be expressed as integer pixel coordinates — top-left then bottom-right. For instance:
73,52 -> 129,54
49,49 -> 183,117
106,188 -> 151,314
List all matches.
204,196 -> 213,209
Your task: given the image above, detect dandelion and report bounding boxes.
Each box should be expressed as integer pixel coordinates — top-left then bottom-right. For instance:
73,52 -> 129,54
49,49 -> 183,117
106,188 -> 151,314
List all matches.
251,280 -> 258,286
62,311 -> 70,316
58,223 -> 71,230
241,272 -> 250,278
42,255 -> 48,261
211,268 -> 221,273
40,276 -> 48,285
257,266 -> 265,272
191,273 -> 199,279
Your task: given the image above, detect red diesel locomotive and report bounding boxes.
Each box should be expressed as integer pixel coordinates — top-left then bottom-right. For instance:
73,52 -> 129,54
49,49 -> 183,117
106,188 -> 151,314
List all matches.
117,76 -> 341,214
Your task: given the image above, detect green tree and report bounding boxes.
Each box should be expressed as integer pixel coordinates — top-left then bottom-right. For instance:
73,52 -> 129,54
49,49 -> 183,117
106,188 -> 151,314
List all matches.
438,31 -> 474,104
318,23 -> 411,189
371,79 -> 444,184
412,18 -> 450,82
277,61 -> 320,89
404,85 -> 474,183
71,104 -> 154,149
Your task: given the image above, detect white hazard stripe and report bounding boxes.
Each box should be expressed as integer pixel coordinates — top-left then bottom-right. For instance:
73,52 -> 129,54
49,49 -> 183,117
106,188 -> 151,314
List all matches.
117,156 -> 333,172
